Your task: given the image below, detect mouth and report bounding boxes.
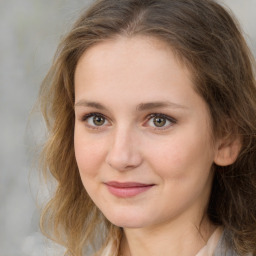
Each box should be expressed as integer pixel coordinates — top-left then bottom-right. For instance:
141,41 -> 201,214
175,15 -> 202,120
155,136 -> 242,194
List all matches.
104,181 -> 155,198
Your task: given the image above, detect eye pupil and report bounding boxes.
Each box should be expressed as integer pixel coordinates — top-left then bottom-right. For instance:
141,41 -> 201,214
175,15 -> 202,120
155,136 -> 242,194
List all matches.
153,117 -> 166,127
93,116 -> 105,126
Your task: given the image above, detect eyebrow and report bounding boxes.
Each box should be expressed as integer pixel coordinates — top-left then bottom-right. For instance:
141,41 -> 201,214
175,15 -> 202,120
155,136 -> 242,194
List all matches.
136,101 -> 187,111
75,100 -> 107,110
74,100 -> 187,111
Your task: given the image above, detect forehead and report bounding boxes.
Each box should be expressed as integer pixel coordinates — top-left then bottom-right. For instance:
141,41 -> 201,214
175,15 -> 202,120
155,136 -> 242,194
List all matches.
75,35 -> 193,86
77,35 -> 189,69
75,36 -> 190,94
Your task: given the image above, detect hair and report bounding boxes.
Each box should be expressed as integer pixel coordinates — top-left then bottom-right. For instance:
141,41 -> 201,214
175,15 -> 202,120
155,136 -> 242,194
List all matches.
39,0 -> 256,255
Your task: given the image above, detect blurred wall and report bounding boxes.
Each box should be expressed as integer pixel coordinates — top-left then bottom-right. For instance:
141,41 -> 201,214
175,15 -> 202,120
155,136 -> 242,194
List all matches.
0,1 -> 255,256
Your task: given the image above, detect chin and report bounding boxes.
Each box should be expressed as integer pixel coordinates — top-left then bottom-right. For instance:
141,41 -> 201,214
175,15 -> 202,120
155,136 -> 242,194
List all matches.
103,210 -> 152,229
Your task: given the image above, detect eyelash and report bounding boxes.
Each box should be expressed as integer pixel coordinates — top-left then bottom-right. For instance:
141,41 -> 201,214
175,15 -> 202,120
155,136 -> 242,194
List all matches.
81,112 -> 177,130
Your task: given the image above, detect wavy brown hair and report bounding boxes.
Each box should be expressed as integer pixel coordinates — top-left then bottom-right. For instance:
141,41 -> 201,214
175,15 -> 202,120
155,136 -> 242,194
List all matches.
39,0 -> 256,255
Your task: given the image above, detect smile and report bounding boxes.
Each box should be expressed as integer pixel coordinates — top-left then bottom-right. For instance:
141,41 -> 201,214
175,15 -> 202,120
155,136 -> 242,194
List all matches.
104,181 -> 155,198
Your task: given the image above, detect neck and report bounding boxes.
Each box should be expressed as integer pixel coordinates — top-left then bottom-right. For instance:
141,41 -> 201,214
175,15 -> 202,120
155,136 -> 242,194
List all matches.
120,216 -> 217,256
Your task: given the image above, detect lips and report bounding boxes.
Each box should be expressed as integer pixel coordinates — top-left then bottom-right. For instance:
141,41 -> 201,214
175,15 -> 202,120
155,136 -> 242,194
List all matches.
104,181 -> 154,198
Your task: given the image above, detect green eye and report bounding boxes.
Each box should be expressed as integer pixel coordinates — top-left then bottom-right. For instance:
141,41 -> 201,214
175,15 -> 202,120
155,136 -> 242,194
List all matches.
153,117 -> 167,127
83,113 -> 108,127
93,116 -> 105,126
147,113 -> 176,129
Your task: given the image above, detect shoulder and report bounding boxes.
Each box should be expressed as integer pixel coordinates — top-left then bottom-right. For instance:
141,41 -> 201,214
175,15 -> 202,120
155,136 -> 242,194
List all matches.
214,231 -> 253,256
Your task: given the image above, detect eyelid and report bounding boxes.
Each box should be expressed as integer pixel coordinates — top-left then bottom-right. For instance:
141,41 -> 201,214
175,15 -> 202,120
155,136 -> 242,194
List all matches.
146,113 -> 177,123
81,112 -> 104,121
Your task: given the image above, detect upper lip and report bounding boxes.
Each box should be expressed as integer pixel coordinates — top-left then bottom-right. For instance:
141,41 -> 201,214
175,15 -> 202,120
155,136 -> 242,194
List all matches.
105,181 -> 154,188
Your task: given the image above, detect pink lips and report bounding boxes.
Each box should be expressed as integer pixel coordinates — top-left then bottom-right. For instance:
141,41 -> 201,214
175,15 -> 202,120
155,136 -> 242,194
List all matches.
105,181 -> 154,198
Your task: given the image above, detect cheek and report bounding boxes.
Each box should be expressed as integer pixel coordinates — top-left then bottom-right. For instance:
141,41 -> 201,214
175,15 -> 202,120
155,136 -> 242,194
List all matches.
146,135 -> 189,170
146,131 -> 214,179
148,135 -> 214,211
74,128 -> 106,178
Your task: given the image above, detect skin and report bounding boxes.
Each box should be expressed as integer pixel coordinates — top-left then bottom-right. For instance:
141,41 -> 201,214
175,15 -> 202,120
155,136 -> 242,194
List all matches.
74,36 -> 229,256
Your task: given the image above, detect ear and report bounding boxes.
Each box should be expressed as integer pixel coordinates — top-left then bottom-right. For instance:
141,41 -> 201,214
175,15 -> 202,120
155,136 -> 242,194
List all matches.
214,135 -> 242,166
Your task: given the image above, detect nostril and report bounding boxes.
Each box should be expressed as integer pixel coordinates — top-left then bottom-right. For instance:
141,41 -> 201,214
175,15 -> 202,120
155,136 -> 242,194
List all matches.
108,162 -> 137,171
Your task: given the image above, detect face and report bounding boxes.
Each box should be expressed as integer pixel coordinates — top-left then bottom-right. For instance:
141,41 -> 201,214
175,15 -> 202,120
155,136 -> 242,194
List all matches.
74,36 -> 218,229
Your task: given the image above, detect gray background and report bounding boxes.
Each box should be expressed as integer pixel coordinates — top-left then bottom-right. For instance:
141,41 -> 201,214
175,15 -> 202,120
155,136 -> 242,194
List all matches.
0,1 -> 255,255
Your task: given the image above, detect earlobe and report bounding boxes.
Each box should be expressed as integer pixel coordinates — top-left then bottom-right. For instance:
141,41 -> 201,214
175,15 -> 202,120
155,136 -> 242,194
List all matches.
214,136 -> 242,166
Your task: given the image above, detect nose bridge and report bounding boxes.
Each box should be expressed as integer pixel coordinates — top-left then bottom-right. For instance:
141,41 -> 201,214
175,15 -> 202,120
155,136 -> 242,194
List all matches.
106,124 -> 141,170
113,125 -> 131,149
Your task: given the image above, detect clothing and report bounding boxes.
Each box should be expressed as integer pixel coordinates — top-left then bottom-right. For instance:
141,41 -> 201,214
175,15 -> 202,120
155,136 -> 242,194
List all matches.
101,228 -> 251,256
196,227 -> 224,256
211,231 -> 252,256
196,227 -> 240,256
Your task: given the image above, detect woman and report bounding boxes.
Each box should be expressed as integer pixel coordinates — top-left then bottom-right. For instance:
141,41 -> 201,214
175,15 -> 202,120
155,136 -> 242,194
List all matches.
39,0 -> 256,255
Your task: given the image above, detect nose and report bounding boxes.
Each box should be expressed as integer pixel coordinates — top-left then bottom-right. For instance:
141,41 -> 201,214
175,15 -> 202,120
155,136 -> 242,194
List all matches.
106,127 -> 142,171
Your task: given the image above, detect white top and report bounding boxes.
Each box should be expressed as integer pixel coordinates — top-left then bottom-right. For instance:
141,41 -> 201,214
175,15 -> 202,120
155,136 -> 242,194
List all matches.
196,227 -> 223,256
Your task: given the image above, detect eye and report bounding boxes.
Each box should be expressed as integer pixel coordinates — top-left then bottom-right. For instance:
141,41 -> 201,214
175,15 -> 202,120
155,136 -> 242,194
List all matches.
146,113 -> 176,129
152,117 -> 167,127
82,113 -> 109,128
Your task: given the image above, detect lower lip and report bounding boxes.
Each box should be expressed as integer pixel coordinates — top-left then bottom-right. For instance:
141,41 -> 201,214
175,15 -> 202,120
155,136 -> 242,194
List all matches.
106,184 -> 154,198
